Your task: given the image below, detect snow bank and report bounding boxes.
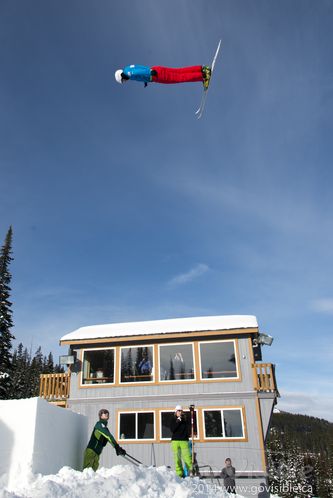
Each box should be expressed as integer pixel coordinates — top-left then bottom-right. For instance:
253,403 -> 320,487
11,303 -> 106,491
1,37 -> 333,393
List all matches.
0,398 -> 87,490
0,464 -> 236,498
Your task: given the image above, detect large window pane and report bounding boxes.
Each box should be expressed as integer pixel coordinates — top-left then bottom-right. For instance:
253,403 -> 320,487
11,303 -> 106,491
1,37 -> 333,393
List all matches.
119,412 -> 155,440
82,349 -> 114,384
204,409 -> 244,439
159,344 -> 195,381
161,411 -> 198,439
200,341 -> 237,379
223,410 -> 244,438
138,412 -> 154,439
204,410 -> 223,438
120,346 -> 153,383
161,412 -> 174,439
119,413 -> 135,439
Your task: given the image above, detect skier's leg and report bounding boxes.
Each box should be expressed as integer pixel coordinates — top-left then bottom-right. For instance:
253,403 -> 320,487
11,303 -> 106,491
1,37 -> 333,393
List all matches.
183,441 -> 192,476
171,441 -> 184,477
83,448 -> 100,471
174,65 -> 203,76
151,66 -> 203,84
179,441 -> 193,473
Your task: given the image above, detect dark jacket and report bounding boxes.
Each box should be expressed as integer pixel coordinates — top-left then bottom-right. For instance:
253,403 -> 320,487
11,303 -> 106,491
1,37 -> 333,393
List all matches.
221,465 -> 236,488
87,420 -> 117,455
170,413 -> 189,441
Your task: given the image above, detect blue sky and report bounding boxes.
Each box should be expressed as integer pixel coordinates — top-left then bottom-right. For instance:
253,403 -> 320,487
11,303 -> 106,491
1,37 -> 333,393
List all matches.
1,0 -> 332,421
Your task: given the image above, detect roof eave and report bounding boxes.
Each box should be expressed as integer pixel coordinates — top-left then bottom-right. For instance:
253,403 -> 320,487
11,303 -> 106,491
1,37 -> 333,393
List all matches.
59,326 -> 259,346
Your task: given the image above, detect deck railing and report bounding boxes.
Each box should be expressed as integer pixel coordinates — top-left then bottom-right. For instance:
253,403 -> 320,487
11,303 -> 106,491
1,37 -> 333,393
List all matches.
253,363 -> 277,392
39,372 -> 70,401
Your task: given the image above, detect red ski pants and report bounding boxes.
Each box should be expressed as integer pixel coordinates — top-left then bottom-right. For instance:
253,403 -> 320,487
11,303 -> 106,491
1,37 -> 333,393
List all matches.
151,66 -> 203,84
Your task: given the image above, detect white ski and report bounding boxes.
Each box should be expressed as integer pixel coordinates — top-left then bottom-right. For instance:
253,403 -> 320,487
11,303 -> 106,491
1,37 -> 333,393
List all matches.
195,39 -> 221,119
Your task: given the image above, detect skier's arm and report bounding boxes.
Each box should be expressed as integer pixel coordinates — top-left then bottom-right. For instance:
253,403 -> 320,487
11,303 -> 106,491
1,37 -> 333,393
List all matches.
94,422 -> 118,448
170,416 -> 182,433
95,422 -> 126,456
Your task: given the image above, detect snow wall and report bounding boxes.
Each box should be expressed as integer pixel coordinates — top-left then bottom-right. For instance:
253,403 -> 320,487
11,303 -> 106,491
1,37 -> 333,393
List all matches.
0,397 -> 88,490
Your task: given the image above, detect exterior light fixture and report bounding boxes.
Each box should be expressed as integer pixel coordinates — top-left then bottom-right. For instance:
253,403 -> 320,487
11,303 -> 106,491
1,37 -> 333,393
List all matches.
254,333 -> 274,346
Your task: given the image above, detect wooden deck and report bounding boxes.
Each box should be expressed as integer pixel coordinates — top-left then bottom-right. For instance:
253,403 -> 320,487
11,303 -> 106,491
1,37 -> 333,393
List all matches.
253,363 -> 277,392
39,372 -> 70,406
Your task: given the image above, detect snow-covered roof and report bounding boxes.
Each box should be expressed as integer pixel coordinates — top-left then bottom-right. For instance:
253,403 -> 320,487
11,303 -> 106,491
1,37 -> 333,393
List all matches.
60,315 -> 258,343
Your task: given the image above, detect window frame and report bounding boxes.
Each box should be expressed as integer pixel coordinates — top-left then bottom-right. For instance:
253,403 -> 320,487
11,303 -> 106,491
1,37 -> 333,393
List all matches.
117,409 -> 156,442
80,346 -> 116,387
202,406 -> 246,441
158,341 -> 196,383
119,344 -> 155,385
159,408 -> 200,441
198,339 -> 240,381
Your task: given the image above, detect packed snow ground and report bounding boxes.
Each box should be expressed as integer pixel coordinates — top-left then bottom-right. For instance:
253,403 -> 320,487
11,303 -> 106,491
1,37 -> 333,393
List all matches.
0,464 -> 241,498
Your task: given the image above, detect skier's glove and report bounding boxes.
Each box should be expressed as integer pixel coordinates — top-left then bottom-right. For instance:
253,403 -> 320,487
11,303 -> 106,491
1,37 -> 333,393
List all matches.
114,444 -> 126,456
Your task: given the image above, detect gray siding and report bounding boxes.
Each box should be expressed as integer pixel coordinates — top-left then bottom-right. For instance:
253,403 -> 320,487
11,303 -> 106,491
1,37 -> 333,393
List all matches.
259,396 -> 275,440
68,396 -> 265,473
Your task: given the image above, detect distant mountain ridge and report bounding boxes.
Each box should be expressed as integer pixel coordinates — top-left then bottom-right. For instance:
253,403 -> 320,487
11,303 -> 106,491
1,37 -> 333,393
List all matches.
266,410 -> 333,497
269,410 -> 333,453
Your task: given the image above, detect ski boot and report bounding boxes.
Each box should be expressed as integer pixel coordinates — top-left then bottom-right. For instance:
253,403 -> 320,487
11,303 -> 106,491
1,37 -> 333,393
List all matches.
202,65 -> 211,90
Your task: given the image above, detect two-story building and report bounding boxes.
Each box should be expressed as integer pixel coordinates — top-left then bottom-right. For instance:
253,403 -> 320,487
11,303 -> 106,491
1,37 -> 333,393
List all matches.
40,315 -> 278,496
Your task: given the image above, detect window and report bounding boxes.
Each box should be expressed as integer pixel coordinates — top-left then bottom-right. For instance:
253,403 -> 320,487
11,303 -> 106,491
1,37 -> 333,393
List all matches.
82,348 -> 115,385
159,343 -> 195,381
120,346 -> 154,383
160,410 -> 199,440
203,408 -> 244,439
199,340 -> 238,379
118,411 -> 155,440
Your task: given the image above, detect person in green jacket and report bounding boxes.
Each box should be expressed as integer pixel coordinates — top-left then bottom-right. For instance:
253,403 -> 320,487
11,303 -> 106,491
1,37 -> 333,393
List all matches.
83,408 -> 126,471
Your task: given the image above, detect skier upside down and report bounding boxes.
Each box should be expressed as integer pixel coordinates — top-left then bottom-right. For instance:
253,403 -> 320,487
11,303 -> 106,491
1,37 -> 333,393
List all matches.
115,64 -> 212,89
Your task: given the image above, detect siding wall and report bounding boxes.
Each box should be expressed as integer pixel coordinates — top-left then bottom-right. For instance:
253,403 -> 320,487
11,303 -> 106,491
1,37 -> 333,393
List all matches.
68,396 -> 264,472
259,397 -> 275,441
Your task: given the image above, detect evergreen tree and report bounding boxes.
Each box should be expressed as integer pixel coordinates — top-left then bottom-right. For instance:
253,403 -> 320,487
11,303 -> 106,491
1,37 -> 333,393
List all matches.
29,346 -> 44,397
267,412 -> 333,498
135,346 -> 143,377
0,227 -> 15,399
11,342 -> 31,398
54,363 -> 65,374
43,352 -> 54,373
123,348 -> 133,382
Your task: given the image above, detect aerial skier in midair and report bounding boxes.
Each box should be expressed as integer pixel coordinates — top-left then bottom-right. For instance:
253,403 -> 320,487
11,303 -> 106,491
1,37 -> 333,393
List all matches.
115,40 -> 221,118
115,64 -> 212,88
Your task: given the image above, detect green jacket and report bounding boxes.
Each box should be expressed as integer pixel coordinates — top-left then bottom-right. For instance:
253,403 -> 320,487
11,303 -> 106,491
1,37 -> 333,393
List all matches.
87,420 -> 118,456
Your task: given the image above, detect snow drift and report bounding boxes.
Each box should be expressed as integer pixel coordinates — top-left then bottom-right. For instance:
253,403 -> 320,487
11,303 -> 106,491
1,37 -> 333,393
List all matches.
0,398 -> 87,490
1,464 -> 232,498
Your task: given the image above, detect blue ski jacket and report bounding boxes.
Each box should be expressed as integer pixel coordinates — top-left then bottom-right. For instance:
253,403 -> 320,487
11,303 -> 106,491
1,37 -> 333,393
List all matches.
122,65 -> 152,83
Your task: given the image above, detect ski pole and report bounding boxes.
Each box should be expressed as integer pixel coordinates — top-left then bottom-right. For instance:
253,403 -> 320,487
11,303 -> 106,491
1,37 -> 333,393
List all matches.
189,404 -> 195,467
122,452 -> 144,465
121,454 -> 140,466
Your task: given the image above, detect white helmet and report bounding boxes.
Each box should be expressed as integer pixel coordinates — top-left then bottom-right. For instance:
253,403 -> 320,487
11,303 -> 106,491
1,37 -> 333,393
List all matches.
115,69 -> 124,84
175,405 -> 183,412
